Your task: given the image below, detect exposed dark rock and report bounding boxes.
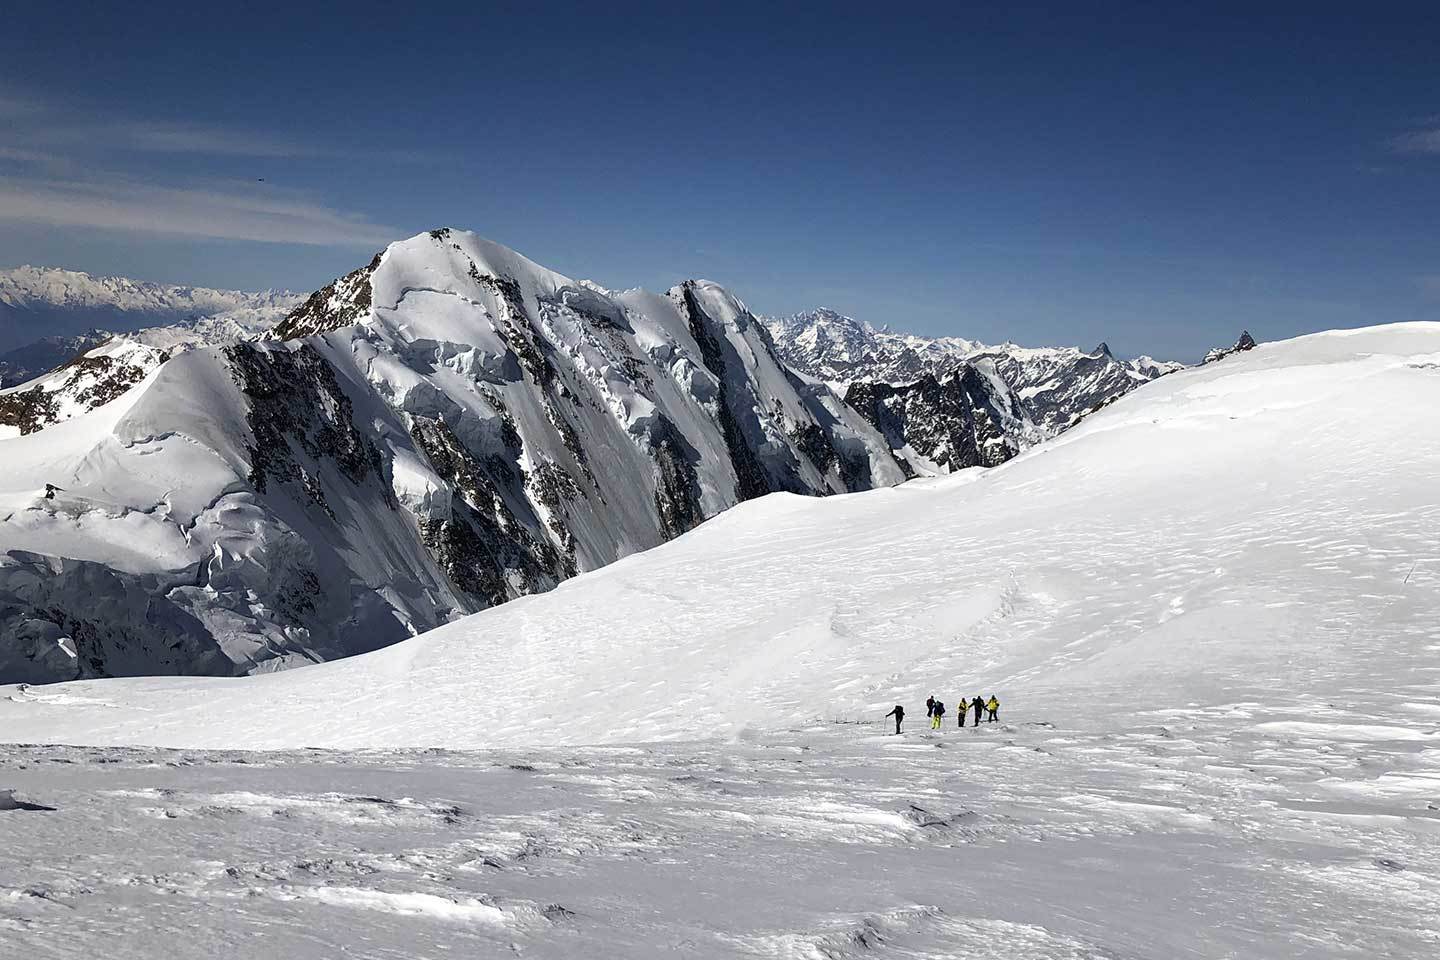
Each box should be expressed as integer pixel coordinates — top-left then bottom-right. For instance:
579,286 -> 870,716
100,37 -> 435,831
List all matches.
846,366 -> 1019,472
225,342 -> 394,511
273,253 -> 381,340
66,353 -> 156,408
769,309 -> 1182,442
1204,331 -> 1258,364
409,416 -> 565,606
0,386 -> 59,436
529,461 -> 583,577
648,416 -> 705,540
0,330 -> 115,388
788,420 -> 839,475
678,283 -> 774,502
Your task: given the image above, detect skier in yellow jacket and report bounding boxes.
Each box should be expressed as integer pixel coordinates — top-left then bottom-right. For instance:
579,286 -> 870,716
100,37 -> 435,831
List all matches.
986,695 -> 1000,723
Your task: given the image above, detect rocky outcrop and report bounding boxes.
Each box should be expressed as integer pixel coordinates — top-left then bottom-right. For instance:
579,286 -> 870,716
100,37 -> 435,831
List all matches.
272,254 -> 380,340
846,365 -> 1025,473
0,329 -> 115,388
1203,331 -> 1258,364
0,339 -> 167,436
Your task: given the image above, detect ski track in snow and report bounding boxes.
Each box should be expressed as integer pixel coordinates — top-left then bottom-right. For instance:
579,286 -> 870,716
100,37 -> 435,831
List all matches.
1,711 -> 1438,959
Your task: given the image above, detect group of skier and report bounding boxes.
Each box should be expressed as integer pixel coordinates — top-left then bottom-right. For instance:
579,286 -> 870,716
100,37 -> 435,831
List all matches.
883,694 -> 999,734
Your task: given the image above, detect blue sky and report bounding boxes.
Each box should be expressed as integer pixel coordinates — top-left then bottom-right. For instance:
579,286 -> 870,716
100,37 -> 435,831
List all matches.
2,2 -> 1437,360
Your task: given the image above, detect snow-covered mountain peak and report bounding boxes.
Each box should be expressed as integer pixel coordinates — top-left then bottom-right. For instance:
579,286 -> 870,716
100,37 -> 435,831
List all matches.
0,228 -> 910,682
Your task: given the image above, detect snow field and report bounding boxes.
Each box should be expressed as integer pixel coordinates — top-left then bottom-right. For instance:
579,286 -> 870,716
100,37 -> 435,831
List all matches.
1,711 -> 1436,958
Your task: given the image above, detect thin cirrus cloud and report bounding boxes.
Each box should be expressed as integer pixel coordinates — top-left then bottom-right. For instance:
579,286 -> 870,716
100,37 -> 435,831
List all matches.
0,176 -> 398,247
1389,126 -> 1440,155
43,120 -> 320,159
0,91 -> 402,246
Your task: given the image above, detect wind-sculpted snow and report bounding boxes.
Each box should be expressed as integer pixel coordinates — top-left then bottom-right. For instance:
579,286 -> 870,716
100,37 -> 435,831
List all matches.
0,230 -> 906,681
2,712 -> 1437,958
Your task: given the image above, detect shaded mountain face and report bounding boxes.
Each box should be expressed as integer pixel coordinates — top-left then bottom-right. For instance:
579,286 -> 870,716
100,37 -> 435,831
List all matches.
766,310 -> 1184,447
0,265 -> 297,353
845,364 -> 1036,474
0,230 -> 906,683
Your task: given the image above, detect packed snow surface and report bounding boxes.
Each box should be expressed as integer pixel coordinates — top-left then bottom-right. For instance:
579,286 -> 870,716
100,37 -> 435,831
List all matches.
2,323 -> 1438,958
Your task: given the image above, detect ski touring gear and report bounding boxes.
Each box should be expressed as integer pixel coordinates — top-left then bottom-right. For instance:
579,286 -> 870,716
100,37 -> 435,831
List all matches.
885,705 -> 905,734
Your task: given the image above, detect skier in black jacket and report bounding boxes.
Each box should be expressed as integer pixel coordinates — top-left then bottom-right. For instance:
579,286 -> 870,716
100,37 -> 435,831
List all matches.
972,695 -> 984,726
884,705 -> 905,735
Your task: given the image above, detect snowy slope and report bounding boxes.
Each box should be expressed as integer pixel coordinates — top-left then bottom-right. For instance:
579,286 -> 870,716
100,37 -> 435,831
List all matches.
0,336 -> 173,438
4,321 -> 1435,748
0,230 -> 906,682
0,265 -> 297,353
0,303 -> 305,437
0,330 -> 115,388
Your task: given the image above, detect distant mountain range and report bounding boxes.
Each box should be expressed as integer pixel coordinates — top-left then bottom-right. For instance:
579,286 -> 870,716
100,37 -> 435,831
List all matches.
0,264 -> 298,354
761,309 -> 1184,470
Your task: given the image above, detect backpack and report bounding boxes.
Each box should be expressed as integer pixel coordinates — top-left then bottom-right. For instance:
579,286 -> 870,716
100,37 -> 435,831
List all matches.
935,702 -> 945,716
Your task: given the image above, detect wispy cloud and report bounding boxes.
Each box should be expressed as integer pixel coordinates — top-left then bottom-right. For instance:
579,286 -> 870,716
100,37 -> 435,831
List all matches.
0,176 -> 397,247
1388,126 -> 1440,155
36,120 -> 319,159
0,87 -> 402,246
